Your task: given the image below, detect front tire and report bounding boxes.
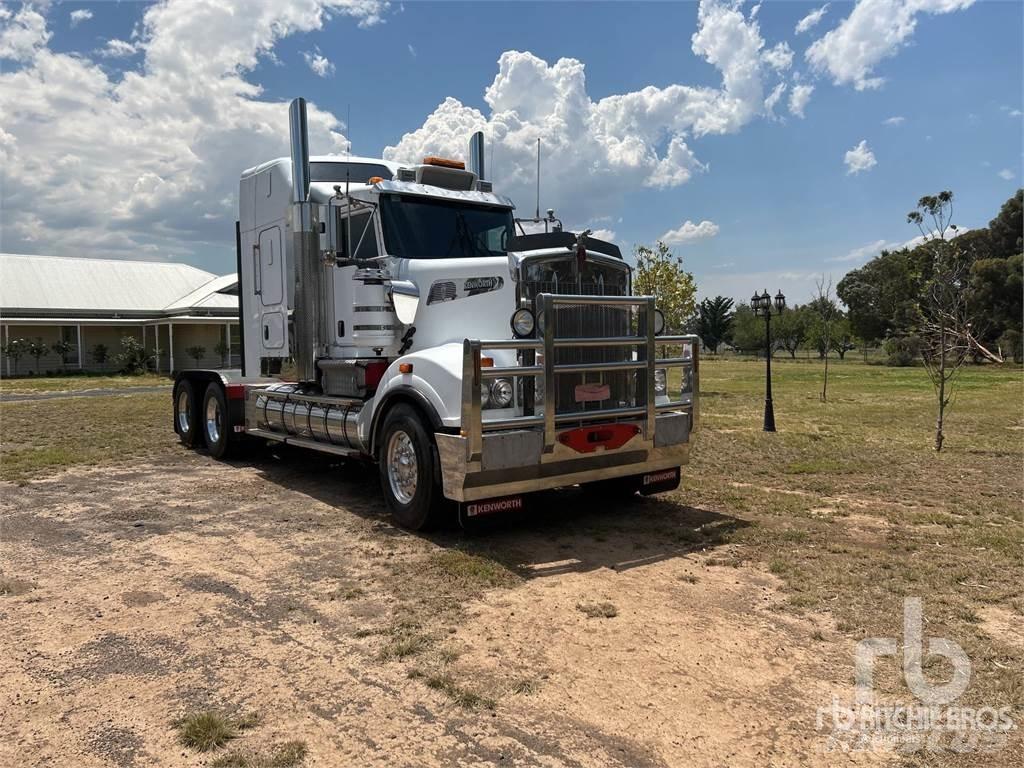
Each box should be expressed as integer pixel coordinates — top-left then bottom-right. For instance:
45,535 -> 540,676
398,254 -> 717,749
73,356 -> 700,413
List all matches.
174,380 -> 200,449
378,404 -> 444,530
202,383 -> 231,459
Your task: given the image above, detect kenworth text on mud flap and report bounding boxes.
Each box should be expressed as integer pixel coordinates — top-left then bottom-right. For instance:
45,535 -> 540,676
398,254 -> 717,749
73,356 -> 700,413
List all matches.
172,97 -> 700,530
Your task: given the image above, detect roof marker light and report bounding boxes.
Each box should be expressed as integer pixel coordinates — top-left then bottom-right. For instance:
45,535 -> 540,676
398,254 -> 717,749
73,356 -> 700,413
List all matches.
423,156 -> 465,169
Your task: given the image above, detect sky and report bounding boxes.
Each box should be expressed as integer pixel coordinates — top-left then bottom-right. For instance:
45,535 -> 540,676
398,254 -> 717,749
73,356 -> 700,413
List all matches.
1,0 -> 1021,303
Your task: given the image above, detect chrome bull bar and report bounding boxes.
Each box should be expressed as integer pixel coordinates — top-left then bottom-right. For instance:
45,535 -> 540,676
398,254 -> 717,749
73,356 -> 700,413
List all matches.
458,293 -> 700,464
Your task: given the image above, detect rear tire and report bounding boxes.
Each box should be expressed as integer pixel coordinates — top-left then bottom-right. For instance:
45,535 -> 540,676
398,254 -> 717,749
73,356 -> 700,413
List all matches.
378,404 -> 444,531
174,379 -> 200,449
202,383 -> 231,459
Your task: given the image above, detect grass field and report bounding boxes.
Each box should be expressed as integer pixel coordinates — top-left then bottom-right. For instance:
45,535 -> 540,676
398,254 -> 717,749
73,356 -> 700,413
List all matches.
2,357 -> 1021,761
0,372 -> 171,394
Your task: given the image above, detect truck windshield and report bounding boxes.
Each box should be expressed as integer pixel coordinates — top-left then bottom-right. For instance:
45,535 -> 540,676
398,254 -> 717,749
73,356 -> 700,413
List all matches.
380,194 -> 513,259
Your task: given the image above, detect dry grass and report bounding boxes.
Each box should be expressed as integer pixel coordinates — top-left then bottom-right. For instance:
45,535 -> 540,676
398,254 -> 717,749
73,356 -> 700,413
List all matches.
679,358 -> 1024,717
576,601 -> 618,619
210,741 -> 307,768
0,372 -> 170,394
0,392 -> 173,482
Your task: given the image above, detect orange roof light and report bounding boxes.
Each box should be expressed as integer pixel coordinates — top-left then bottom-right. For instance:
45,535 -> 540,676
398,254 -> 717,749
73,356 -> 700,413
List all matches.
423,156 -> 465,170
480,357 -> 494,368
368,176 -> 384,184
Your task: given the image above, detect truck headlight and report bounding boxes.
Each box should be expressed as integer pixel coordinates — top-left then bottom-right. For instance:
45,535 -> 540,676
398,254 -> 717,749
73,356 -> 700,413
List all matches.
490,377 -> 514,408
653,308 -> 666,336
511,308 -> 535,338
654,368 -> 667,395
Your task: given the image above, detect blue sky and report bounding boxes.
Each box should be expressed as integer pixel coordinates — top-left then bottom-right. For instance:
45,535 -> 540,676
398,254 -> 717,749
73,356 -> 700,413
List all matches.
2,0 -> 1022,303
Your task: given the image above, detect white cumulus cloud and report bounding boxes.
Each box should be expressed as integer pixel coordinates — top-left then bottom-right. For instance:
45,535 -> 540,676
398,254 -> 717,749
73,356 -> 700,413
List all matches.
69,9 -> 93,27
0,0 -> 386,262
807,0 -> 975,91
98,39 -> 139,58
385,1 -> 785,227
660,219 -> 719,245
788,84 -> 813,118
303,47 -> 334,77
795,4 -> 830,34
997,168 -> 1015,181
762,42 -> 793,72
883,115 -> 905,126
0,3 -> 50,61
844,139 -> 877,174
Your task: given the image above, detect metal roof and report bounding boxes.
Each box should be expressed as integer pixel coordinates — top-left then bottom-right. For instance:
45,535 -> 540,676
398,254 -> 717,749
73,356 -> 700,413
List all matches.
0,253 -> 238,318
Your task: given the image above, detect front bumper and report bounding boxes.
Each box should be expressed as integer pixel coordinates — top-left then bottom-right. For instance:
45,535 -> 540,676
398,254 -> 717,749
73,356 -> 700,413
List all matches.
436,411 -> 690,501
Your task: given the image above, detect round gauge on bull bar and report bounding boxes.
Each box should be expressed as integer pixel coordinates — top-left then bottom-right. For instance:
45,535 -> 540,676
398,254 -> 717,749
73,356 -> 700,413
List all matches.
511,307 -> 535,338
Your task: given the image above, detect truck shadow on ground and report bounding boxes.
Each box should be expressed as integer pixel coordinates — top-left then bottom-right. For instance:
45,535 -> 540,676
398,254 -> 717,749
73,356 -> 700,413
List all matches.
245,446 -> 749,578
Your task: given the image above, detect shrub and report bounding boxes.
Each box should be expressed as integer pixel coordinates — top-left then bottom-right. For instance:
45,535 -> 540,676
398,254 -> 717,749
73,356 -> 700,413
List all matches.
91,344 -> 109,366
884,335 -> 921,367
186,345 -> 207,365
115,336 -> 150,375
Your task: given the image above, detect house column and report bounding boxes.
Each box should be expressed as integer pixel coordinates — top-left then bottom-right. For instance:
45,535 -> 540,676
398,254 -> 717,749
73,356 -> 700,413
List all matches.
76,325 -> 83,369
168,323 -> 175,373
3,324 -> 8,377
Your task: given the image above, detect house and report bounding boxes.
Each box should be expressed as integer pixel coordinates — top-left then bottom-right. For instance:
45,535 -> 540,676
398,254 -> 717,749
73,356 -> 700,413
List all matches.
0,253 -> 240,376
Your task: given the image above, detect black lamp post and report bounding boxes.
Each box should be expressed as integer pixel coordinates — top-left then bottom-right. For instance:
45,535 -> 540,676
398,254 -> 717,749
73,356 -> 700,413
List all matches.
751,289 -> 786,432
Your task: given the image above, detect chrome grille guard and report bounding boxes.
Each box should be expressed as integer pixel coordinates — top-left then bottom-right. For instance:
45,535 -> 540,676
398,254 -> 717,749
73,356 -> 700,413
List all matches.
460,293 -> 700,459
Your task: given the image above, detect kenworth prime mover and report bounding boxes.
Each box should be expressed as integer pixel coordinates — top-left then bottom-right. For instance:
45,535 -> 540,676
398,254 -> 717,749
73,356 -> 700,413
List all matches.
172,97 -> 699,529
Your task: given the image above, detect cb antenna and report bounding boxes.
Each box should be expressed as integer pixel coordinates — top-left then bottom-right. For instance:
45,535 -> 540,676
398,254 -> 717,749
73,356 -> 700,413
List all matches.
535,138 -> 541,221
346,103 -> 352,155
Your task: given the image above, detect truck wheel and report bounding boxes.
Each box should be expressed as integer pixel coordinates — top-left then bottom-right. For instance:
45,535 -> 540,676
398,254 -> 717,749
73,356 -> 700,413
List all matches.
202,382 -> 232,459
174,380 -> 200,449
378,404 -> 443,530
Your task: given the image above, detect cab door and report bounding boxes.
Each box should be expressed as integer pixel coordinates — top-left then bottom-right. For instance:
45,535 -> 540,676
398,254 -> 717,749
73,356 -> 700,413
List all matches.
256,224 -> 287,351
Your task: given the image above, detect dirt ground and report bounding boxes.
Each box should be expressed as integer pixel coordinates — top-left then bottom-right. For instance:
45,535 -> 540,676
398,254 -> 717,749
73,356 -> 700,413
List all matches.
1,448 -> 882,768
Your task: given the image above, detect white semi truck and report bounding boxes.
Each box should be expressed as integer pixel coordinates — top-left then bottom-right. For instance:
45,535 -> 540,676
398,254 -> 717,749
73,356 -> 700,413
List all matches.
173,97 -> 699,529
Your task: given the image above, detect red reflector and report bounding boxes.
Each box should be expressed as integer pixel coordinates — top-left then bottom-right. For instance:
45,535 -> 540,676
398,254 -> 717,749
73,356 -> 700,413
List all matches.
558,423 -> 640,454
226,384 -> 247,400
364,360 -> 388,390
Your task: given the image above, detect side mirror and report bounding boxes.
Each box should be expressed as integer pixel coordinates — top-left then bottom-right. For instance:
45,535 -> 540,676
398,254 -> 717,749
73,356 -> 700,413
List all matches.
390,280 -> 420,325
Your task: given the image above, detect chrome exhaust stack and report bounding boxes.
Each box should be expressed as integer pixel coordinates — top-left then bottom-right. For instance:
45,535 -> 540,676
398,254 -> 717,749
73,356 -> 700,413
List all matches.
469,130 -> 485,181
288,97 -> 323,384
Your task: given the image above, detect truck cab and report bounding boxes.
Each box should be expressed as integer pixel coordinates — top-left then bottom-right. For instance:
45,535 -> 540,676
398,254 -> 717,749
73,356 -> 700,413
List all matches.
173,98 -> 699,530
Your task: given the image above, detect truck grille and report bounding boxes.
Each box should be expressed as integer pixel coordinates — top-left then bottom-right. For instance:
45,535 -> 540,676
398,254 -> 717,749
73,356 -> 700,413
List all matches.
521,261 -> 636,417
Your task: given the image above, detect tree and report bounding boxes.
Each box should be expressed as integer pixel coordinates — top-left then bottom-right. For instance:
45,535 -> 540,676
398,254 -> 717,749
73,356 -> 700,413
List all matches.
695,296 -> 734,353
810,277 -> 837,401
772,305 -> 810,358
115,336 -> 150,375
987,188 -> 1022,257
907,191 -> 1001,451
214,339 -> 230,367
1,338 -> 27,375
730,303 -> 764,354
829,316 -> 855,359
92,344 -> 109,366
632,241 -> 697,334
26,338 -> 48,374
51,339 -> 75,372
186,345 -> 206,366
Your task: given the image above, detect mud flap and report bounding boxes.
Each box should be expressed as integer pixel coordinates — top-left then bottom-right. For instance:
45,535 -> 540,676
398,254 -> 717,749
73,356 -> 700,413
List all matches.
638,467 -> 681,495
457,495 -> 525,529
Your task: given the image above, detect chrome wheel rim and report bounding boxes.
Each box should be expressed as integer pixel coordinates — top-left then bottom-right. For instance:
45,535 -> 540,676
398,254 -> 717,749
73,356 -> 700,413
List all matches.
177,390 -> 190,433
386,430 -> 418,505
205,396 -> 221,445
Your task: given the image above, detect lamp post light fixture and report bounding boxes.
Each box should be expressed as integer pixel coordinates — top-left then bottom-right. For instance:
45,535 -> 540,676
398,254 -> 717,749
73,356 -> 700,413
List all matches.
751,289 -> 786,432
